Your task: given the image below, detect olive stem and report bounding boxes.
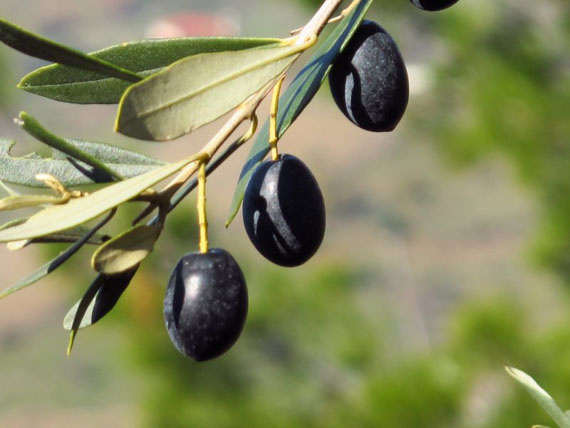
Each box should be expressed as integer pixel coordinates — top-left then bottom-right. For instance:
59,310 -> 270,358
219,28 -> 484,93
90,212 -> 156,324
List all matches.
295,0 -> 345,44
269,75 -> 285,161
197,161 -> 209,254
290,0 -> 360,35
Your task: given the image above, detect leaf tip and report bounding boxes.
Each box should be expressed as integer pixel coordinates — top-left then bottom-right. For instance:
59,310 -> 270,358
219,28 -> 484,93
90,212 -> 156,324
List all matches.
67,329 -> 77,356
505,366 -> 533,385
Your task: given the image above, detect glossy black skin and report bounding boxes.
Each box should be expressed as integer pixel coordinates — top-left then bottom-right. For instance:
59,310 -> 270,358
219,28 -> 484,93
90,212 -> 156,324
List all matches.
409,0 -> 459,11
163,248 -> 248,362
242,154 -> 325,267
329,20 -> 409,132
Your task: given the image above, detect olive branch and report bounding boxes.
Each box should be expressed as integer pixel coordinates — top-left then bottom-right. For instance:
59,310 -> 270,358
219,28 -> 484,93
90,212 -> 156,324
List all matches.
0,0 -> 372,352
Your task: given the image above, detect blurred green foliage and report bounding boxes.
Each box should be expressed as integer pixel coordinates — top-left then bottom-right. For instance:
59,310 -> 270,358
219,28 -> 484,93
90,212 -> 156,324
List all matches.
117,255 -> 570,428
418,2 -> 570,279
85,208 -> 568,428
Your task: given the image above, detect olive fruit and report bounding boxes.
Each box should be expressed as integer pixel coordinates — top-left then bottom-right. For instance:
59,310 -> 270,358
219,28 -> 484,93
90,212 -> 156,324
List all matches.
163,248 -> 248,361
242,154 -> 325,267
328,20 -> 409,132
409,0 -> 459,11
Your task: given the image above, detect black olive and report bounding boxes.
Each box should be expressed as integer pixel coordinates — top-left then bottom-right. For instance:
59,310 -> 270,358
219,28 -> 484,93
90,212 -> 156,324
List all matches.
164,248 -> 248,361
242,154 -> 325,267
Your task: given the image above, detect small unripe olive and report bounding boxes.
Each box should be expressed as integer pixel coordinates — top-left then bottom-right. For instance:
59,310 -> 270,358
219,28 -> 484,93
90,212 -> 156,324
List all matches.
163,248 -> 248,362
329,20 -> 409,132
242,154 -> 325,267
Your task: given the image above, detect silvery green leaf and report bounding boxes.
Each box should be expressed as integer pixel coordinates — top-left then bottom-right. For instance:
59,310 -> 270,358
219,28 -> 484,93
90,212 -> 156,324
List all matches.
18,37 -> 281,104
506,367 -> 570,428
116,44 -> 300,141
91,224 -> 161,275
0,138 -> 164,188
0,153 -> 199,242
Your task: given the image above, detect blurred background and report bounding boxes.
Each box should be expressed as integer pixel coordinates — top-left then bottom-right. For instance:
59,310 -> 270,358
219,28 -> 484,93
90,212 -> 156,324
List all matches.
0,0 -> 569,427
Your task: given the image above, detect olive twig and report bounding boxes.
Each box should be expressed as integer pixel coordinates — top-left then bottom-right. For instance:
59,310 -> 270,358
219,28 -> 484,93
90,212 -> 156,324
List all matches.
290,0 -> 356,36
269,75 -> 285,161
197,161 -> 209,254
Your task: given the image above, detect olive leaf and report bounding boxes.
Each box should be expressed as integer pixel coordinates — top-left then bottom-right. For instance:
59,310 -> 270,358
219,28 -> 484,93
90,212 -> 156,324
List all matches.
18,37 -> 281,104
63,268 -> 136,331
7,225 -> 110,251
91,224 -> 161,275
18,112 -> 124,181
0,17 -> 141,83
0,138 -> 164,188
506,367 -> 570,428
116,44 -> 301,141
0,210 -> 115,300
0,152 -> 201,242
226,0 -> 373,225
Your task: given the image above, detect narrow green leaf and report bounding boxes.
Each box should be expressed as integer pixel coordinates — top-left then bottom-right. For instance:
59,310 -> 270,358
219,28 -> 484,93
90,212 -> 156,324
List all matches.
506,367 -> 570,428
0,210 -> 114,300
91,224 -> 161,275
0,194 -> 66,211
0,153 -> 199,242
63,268 -> 136,331
18,37 -> 281,104
116,44 -> 300,141
0,138 -> 164,188
7,225 -> 110,250
0,17 -> 141,83
66,274 -> 105,355
18,112 -> 124,181
226,0 -> 373,225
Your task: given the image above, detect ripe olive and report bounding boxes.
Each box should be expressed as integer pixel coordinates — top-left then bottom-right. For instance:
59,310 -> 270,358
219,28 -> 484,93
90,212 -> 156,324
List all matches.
242,154 -> 325,267
329,20 -> 409,132
163,248 -> 248,361
409,0 -> 459,11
